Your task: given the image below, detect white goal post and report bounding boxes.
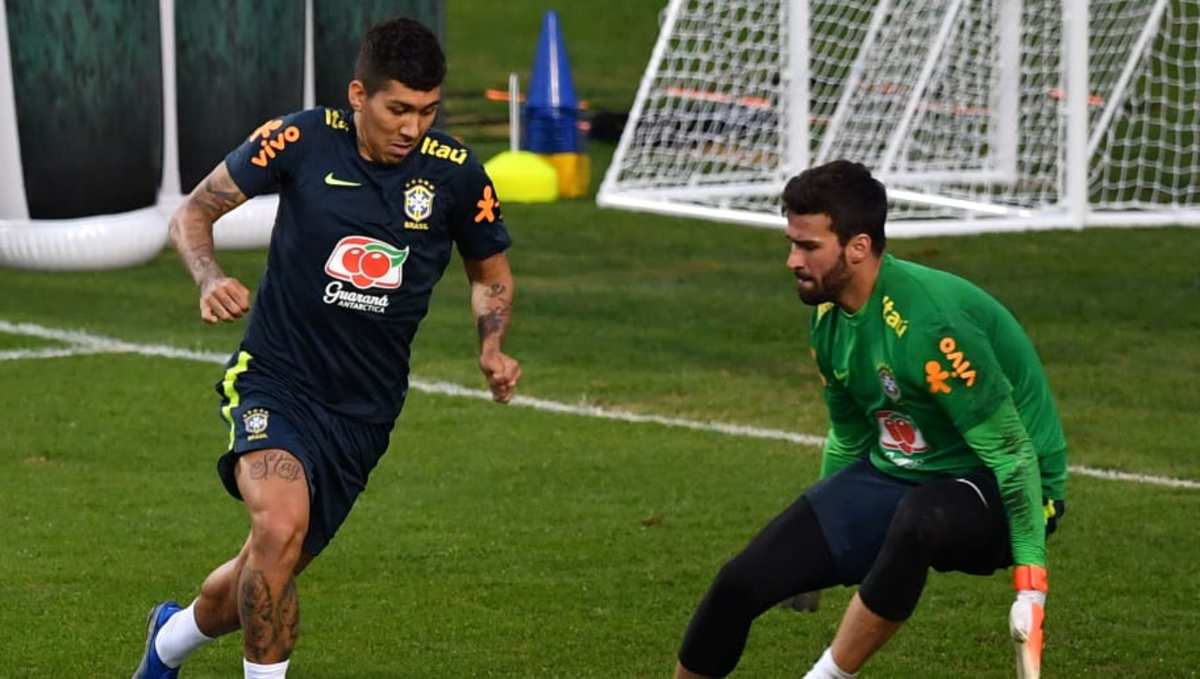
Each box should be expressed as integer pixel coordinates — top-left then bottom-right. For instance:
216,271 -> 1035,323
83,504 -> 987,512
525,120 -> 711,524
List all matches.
597,0 -> 1200,236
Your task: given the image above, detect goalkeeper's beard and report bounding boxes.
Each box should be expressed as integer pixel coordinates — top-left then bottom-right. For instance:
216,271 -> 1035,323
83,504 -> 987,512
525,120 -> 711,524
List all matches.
795,250 -> 852,306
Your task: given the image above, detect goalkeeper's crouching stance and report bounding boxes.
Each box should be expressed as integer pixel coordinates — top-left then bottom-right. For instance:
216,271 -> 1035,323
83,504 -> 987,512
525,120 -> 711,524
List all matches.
673,160 -> 1068,679
676,467 -> 1065,678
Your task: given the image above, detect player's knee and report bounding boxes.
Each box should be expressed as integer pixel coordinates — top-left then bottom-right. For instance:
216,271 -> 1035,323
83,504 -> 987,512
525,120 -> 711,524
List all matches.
248,512 -> 307,566
680,563 -> 757,679
709,556 -> 762,609
683,557 -> 762,653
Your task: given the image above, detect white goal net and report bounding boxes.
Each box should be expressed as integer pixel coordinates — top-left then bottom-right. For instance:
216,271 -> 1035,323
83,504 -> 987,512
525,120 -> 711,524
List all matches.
597,0 -> 1200,235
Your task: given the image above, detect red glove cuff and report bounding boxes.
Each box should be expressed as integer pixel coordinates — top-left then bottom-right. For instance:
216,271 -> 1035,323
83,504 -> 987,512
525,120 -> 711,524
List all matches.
1013,564 -> 1048,593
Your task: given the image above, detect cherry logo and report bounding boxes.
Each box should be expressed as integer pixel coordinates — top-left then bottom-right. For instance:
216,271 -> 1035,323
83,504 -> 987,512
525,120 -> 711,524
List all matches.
876,411 -> 928,455
325,236 -> 410,289
884,417 -> 917,452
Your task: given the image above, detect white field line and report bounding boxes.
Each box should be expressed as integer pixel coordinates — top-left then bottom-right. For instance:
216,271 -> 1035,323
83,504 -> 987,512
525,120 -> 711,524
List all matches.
0,346 -> 115,361
2,320 -> 1197,491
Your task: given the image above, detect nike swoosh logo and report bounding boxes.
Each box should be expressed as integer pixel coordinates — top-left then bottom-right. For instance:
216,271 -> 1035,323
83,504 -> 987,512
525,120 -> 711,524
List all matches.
833,369 -> 848,381
324,172 -> 361,187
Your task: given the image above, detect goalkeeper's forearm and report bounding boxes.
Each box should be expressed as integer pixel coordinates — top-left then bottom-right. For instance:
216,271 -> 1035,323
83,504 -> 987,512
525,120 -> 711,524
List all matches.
963,399 -> 1046,566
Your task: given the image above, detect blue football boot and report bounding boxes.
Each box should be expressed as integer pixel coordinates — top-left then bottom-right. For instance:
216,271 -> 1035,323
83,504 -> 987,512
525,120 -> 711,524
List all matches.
132,600 -> 182,678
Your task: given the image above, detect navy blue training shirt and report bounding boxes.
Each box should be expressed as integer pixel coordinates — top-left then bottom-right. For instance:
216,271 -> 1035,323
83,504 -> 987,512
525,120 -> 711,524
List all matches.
224,107 -> 511,424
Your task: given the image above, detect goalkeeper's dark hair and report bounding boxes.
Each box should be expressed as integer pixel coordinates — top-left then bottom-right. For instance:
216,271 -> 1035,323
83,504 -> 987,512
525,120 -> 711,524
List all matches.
782,160 -> 888,255
355,17 -> 446,94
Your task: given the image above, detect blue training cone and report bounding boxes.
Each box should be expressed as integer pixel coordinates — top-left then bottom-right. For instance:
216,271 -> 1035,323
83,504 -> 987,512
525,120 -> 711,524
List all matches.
525,10 -> 590,197
485,73 -> 559,204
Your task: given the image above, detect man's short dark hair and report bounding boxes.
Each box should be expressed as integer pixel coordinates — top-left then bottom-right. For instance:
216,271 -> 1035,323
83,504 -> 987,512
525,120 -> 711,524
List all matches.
355,17 -> 446,94
781,160 -> 888,255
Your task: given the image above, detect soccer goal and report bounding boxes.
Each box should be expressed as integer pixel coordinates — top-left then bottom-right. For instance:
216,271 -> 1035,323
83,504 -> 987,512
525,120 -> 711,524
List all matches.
597,0 -> 1200,236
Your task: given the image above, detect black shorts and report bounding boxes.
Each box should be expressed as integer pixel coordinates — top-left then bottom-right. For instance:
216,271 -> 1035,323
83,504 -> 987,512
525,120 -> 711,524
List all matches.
215,351 -> 393,556
805,459 -> 1064,585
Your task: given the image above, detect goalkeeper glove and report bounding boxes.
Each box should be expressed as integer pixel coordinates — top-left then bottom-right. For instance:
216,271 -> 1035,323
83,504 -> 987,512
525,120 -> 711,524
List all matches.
1010,564 -> 1048,679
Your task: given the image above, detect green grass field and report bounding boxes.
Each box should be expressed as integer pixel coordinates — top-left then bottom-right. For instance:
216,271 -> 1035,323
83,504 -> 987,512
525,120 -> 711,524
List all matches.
3,210 -> 1199,678
3,1 -> 1200,677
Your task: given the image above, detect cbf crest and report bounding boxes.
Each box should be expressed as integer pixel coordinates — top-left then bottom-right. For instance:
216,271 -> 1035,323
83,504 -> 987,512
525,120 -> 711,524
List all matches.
404,178 -> 435,229
243,408 -> 270,441
878,365 -> 901,401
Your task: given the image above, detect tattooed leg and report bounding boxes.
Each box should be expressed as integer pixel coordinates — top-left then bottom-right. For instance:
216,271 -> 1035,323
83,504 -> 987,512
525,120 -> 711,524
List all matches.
234,448 -> 309,663
193,541 -> 314,639
239,569 -> 300,662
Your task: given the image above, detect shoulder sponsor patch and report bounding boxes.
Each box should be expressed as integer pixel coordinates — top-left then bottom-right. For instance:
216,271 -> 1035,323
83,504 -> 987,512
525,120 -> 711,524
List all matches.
246,118 -> 301,168
323,108 -> 349,131
938,336 -> 977,386
474,185 -> 499,223
420,136 -> 467,164
925,336 -> 978,394
925,361 -> 952,394
881,295 -> 909,337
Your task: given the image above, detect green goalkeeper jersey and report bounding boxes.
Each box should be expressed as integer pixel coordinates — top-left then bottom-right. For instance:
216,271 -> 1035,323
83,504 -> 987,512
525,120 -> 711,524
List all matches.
810,254 -> 1067,567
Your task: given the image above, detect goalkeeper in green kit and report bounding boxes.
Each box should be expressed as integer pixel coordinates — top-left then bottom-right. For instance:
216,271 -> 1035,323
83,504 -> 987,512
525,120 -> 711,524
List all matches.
674,160 -> 1067,679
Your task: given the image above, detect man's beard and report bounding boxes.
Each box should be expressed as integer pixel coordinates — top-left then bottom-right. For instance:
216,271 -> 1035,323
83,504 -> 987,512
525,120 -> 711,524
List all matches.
795,252 -> 851,306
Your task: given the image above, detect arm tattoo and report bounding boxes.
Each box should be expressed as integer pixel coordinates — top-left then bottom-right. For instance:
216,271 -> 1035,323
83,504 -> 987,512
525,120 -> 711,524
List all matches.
476,307 -> 510,342
248,457 -> 268,481
468,260 -> 513,347
195,175 -> 245,216
177,237 -> 219,285
170,169 -> 246,286
168,206 -> 220,285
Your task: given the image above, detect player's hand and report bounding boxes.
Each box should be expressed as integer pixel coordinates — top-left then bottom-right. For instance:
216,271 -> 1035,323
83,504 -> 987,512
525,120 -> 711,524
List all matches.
199,275 -> 251,324
1010,564 -> 1048,679
479,349 -> 521,403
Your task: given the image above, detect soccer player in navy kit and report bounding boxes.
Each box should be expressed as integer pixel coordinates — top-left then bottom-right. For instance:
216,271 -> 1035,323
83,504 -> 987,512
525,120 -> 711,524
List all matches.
133,18 -> 520,678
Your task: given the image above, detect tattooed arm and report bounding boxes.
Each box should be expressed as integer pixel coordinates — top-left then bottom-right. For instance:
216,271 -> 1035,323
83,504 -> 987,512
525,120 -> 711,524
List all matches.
464,252 -> 521,403
169,162 -> 251,324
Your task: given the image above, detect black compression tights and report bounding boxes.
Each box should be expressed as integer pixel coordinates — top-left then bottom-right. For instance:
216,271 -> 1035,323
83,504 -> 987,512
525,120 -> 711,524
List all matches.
678,496 -> 837,678
678,475 -> 1010,676
858,476 -> 1008,622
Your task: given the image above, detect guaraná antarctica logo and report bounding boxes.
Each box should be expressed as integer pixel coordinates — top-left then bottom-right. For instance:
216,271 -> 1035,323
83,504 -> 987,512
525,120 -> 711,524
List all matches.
876,410 -> 929,466
324,235 -> 410,290
322,236 -> 410,314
